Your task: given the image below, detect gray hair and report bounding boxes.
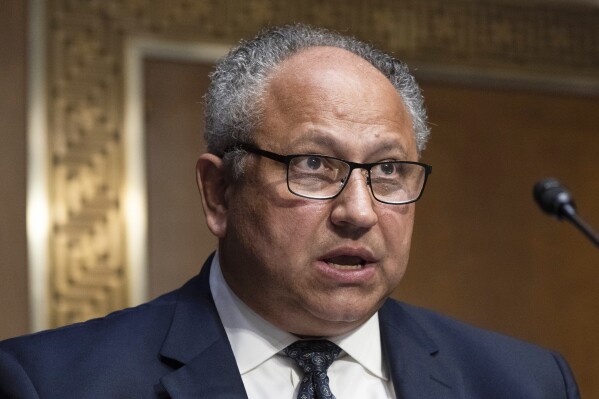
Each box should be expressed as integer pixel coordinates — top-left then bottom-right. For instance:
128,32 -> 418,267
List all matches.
204,24 -> 430,175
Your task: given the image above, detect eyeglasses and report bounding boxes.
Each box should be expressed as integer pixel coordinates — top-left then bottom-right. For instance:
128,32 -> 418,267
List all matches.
231,144 -> 432,205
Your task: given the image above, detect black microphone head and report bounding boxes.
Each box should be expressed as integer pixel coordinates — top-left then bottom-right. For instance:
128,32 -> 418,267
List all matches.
533,178 -> 576,219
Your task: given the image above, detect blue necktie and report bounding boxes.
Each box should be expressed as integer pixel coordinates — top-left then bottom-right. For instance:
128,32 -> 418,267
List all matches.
284,340 -> 342,399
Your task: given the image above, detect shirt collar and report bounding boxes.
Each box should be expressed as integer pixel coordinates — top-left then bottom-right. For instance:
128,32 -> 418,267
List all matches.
329,311 -> 389,380
210,252 -> 297,373
209,251 -> 389,380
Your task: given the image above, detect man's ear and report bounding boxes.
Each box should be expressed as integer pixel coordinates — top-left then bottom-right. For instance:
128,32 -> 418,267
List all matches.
196,153 -> 230,238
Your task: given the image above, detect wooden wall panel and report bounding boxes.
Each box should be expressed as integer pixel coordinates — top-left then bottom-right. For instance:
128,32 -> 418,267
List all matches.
401,83 -> 599,397
144,59 -> 217,298
0,0 -> 29,340
38,0 -> 598,329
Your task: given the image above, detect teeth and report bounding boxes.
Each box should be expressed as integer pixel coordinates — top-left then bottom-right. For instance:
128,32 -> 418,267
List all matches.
324,256 -> 369,270
328,263 -> 363,270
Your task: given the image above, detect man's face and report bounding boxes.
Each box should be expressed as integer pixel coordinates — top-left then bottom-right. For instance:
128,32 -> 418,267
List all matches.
209,47 -> 418,336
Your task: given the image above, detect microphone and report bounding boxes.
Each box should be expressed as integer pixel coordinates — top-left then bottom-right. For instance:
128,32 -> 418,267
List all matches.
533,178 -> 577,219
533,178 -> 599,248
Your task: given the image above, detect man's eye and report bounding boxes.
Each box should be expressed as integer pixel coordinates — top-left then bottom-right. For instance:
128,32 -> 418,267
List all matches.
305,156 -> 323,170
294,156 -> 328,172
378,162 -> 398,175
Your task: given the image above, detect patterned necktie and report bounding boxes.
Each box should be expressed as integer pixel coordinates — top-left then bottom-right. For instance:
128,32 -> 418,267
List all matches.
284,339 -> 342,399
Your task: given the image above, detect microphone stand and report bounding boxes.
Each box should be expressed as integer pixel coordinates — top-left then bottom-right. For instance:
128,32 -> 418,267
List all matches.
563,211 -> 599,249
534,179 -> 599,250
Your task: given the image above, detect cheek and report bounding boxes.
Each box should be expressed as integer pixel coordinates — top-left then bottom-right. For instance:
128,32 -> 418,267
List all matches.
228,184 -> 329,258
380,203 -> 414,242
379,204 -> 415,273
267,201 -> 331,257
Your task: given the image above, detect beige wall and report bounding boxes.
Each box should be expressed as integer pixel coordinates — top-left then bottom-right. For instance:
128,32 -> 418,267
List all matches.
0,0 -> 29,339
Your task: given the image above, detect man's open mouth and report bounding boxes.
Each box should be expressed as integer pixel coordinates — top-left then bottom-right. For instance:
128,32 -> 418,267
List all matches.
324,255 -> 367,270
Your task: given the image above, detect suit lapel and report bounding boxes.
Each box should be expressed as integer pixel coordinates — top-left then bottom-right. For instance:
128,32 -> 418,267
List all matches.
158,256 -> 248,398
160,339 -> 247,398
379,301 -> 462,399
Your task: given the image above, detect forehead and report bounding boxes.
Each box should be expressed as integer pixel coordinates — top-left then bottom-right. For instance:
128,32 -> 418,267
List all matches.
258,47 -> 417,159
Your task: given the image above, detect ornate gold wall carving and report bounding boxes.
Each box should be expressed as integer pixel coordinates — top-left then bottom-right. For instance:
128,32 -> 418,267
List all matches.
45,0 -> 599,327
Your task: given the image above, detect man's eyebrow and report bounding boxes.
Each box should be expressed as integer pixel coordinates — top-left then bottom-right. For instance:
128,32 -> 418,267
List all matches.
287,132 -> 409,159
286,132 -> 339,150
371,143 -> 409,160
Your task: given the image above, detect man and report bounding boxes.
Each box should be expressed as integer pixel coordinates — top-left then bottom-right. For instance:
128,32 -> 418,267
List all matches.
0,24 -> 580,398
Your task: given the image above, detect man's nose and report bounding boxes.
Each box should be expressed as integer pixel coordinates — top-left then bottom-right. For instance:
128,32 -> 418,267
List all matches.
330,169 -> 378,229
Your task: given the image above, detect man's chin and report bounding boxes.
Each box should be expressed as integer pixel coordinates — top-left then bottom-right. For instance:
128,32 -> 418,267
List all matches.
303,305 -> 379,335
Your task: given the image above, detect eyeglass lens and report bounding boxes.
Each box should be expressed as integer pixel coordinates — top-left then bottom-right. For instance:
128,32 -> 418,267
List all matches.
287,155 -> 426,203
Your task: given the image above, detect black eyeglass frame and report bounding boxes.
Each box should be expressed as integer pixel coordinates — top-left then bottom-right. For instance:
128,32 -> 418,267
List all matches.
229,144 -> 432,205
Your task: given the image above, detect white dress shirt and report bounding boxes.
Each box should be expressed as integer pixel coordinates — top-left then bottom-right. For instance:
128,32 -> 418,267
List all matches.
209,252 -> 397,398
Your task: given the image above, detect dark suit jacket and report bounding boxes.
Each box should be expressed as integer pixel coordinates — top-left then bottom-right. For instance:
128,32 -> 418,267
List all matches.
0,257 -> 580,398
